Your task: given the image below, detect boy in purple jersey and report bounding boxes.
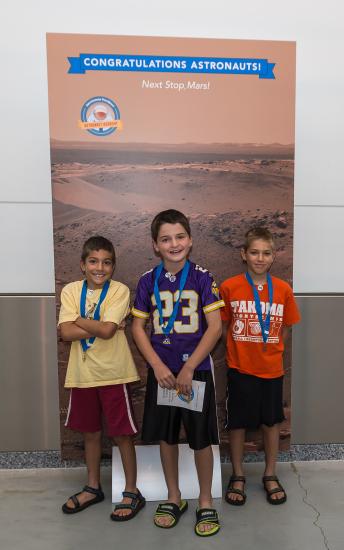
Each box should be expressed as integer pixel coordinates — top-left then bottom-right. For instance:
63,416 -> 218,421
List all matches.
132,209 -> 224,537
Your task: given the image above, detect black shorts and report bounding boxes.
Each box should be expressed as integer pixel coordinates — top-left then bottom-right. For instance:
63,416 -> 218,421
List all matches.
226,368 -> 285,430
142,368 -> 219,451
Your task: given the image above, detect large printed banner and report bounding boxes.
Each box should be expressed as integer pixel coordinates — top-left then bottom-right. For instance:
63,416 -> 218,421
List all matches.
47,33 -> 296,459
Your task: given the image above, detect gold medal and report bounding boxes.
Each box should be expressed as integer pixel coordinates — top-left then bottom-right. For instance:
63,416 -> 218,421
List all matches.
86,303 -> 97,319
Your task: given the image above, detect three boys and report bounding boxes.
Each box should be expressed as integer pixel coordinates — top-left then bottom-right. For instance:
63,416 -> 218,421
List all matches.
59,216 -> 299,532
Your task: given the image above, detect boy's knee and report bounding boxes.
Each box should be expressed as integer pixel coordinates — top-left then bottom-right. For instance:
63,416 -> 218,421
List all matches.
261,423 -> 280,430
84,430 -> 102,441
113,434 -> 133,445
193,444 -> 212,454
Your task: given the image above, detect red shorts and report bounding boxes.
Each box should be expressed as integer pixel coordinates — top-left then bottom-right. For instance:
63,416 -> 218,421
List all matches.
65,384 -> 138,437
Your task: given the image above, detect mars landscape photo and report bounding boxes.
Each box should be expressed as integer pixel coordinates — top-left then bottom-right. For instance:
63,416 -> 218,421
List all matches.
51,141 -> 295,459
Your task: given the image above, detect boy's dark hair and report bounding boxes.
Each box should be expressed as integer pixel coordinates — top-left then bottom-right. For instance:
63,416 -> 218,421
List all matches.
151,209 -> 191,242
243,227 -> 274,251
81,236 -> 116,265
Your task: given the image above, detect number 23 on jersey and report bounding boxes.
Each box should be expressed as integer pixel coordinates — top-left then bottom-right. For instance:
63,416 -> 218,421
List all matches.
151,290 -> 199,334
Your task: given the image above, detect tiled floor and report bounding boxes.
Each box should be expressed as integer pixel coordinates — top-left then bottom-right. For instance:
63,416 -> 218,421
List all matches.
0,461 -> 341,550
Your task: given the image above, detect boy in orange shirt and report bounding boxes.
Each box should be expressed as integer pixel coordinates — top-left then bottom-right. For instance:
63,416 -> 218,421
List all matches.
220,227 -> 300,506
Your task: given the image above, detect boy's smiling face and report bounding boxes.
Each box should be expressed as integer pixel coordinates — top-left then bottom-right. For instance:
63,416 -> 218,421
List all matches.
80,249 -> 114,289
153,222 -> 192,271
241,238 -> 275,279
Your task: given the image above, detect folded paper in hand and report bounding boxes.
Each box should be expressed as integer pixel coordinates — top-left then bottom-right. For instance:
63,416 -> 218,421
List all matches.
157,380 -> 206,412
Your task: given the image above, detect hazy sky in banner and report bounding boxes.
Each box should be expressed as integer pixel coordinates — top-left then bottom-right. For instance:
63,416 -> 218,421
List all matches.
47,34 -> 295,145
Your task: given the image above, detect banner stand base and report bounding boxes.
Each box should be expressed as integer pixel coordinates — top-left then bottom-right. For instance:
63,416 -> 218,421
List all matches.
112,444 -> 222,502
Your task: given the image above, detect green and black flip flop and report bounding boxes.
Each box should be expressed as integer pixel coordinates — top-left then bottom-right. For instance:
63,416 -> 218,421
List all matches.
154,500 -> 188,529
194,508 -> 220,537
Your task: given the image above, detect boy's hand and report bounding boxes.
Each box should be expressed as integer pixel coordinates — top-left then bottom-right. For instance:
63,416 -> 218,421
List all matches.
118,319 -> 126,330
176,365 -> 194,397
153,364 -> 176,390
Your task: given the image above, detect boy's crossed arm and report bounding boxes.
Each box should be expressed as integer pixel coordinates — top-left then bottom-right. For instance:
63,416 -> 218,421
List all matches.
60,318 -> 118,342
75,316 -> 118,340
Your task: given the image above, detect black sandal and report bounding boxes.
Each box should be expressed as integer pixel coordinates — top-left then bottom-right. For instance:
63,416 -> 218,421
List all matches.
225,475 -> 247,506
62,484 -> 104,514
154,500 -> 188,529
110,489 -> 146,521
262,475 -> 287,505
194,508 -> 220,537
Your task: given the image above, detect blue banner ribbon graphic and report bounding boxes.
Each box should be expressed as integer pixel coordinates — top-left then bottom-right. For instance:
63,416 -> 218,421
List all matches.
68,54 -> 275,79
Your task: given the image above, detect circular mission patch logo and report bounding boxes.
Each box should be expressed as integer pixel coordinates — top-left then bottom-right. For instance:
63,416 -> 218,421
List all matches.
177,389 -> 195,403
79,96 -> 122,136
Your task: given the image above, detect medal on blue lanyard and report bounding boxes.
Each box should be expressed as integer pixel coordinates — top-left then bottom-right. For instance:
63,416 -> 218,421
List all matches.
245,272 -> 273,350
154,260 -> 190,344
80,280 -> 110,361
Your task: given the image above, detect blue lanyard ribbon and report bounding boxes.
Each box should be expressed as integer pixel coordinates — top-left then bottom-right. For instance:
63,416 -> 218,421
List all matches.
245,272 -> 273,344
153,261 -> 190,335
80,279 -> 110,352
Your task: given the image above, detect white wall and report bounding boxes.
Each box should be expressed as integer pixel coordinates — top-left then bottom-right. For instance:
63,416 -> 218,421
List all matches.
1,0 -> 343,293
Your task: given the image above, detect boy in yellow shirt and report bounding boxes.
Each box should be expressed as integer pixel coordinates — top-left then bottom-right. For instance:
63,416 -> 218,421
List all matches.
58,236 -> 145,520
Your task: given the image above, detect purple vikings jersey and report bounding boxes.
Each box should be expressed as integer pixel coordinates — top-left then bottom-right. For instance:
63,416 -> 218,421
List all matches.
132,262 -> 225,373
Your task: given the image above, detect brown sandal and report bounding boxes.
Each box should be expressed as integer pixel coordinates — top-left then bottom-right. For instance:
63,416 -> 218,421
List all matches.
110,489 -> 146,521
262,475 -> 287,505
62,484 -> 104,514
225,475 -> 246,506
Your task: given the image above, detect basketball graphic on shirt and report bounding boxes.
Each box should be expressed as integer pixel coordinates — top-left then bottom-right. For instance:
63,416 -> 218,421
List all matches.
249,321 -> 261,335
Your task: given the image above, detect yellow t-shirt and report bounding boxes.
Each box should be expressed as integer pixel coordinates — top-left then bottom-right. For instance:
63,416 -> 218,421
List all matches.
58,280 -> 139,388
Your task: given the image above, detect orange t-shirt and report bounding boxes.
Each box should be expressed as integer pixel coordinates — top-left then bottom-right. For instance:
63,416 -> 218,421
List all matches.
220,273 -> 300,379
